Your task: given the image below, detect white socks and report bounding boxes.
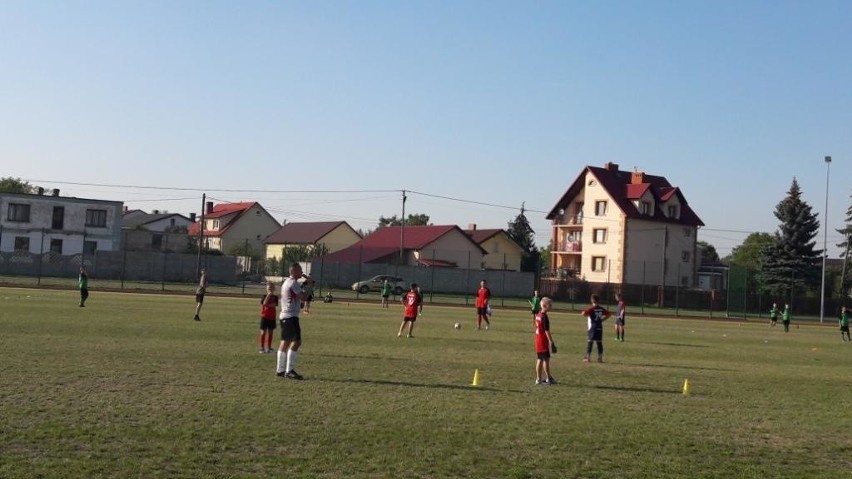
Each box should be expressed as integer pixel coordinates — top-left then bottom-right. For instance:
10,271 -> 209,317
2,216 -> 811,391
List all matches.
286,350 -> 298,373
276,350 -> 286,373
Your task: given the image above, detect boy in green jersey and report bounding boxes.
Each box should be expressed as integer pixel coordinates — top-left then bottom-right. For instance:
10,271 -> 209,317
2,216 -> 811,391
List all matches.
840,306 -> 850,342
529,290 -> 541,320
78,266 -> 89,307
782,304 -> 791,332
769,303 -> 779,328
381,280 -> 392,309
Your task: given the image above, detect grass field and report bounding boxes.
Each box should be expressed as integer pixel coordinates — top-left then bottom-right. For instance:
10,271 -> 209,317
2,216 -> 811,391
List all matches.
1,287 -> 850,478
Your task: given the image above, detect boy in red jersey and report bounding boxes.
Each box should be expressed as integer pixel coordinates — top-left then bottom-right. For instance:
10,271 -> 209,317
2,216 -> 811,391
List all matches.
582,294 -> 610,363
475,279 -> 491,330
258,282 -> 278,353
397,283 -> 423,338
534,297 -> 557,385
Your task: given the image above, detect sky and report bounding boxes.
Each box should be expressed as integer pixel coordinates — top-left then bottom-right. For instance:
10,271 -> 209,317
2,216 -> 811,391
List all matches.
2,1 -> 851,258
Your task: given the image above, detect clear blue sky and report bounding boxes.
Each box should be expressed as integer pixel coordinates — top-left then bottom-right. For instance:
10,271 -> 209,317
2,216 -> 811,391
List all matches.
2,1 -> 851,257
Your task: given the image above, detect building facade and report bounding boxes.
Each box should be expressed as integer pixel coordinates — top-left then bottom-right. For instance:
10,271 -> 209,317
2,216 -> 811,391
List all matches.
0,190 -> 123,256
547,162 -> 704,286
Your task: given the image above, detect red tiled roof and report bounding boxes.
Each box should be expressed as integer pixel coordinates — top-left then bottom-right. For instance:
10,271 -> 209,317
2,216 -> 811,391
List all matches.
546,166 -> 704,226
625,183 -> 651,200
187,202 -> 259,236
266,221 -> 357,244
464,228 -> 502,244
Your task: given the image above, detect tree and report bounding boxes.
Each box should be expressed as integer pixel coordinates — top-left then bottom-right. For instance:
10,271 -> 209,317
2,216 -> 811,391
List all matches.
0,177 -> 38,194
378,213 -> 430,228
696,241 -> 721,265
835,191 -> 852,296
761,178 -> 821,296
727,233 -> 776,269
507,203 -> 540,273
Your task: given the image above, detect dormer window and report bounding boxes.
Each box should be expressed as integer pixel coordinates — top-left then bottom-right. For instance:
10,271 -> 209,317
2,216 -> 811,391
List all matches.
667,205 -> 678,219
640,201 -> 651,215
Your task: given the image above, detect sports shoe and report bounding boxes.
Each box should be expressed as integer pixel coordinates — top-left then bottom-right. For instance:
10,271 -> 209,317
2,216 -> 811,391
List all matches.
546,377 -> 557,385
582,357 -> 591,363
485,324 -> 490,330
266,348 -> 275,353
406,334 -> 412,338
285,370 -> 304,380
193,315 -> 201,321
259,348 -> 265,354
276,371 -> 287,378
597,358 -> 605,363
535,379 -> 544,385
397,333 -> 402,337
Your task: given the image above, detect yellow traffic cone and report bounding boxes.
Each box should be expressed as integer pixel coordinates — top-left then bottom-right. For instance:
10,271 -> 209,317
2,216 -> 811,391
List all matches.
682,378 -> 690,396
471,369 -> 481,387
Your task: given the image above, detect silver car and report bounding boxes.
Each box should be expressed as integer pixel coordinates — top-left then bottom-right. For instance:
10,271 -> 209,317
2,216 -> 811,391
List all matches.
351,275 -> 405,295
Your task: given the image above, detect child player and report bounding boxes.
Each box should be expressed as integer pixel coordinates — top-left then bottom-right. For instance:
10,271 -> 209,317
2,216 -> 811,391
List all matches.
259,283 -> 278,353
582,294 -> 610,363
529,289 -> 541,321
534,297 -> 557,385
840,306 -> 850,342
769,303 -> 779,328
397,283 -> 423,338
614,293 -> 626,342
475,280 -> 491,330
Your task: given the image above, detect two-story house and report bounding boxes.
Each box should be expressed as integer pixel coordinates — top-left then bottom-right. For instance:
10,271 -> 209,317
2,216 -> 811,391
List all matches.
547,162 -> 704,286
264,221 -> 361,261
187,201 -> 280,256
122,209 -> 195,252
464,225 -> 525,271
0,189 -> 123,255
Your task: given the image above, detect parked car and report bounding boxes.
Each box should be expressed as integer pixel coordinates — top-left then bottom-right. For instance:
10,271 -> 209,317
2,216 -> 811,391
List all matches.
352,275 -> 405,295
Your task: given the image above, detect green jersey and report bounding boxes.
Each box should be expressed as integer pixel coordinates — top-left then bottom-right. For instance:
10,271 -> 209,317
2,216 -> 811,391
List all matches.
769,307 -> 779,319
841,311 -> 849,328
79,273 -> 88,290
530,295 -> 541,312
782,308 -> 791,322
381,282 -> 392,296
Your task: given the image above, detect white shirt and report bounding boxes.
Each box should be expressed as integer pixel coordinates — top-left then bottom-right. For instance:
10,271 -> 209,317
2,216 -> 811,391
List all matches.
279,277 -> 303,319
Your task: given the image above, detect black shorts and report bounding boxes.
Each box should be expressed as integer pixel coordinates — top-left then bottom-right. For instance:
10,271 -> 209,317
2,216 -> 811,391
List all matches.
195,293 -> 205,304
80,288 -> 89,298
403,315 -> 417,323
260,318 -> 276,331
536,351 -> 551,360
382,294 -> 390,299
841,325 -> 849,332
615,315 -> 625,326
280,316 -> 302,341
477,307 -> 488,315
588,328 -> 603,341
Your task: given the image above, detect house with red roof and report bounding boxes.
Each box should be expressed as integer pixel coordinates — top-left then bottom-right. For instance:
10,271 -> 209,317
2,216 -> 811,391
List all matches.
264,221 -> 361,260
187,201 -> 280,255
546,162 -> 704,286
321,225 -> 486,268
464,225 -> 524,271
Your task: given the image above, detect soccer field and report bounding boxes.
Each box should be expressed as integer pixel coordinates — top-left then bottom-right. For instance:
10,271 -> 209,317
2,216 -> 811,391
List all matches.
1,287 -> 850,479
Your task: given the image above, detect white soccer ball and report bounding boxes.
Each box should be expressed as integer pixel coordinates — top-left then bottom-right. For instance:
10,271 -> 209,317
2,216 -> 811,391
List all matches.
454,322 -> 461,330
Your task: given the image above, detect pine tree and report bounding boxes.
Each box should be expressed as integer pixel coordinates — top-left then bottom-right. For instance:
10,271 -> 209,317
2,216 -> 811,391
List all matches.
507,203 -> 540,273
835,191 -> 852,295
761,178 -> 821,296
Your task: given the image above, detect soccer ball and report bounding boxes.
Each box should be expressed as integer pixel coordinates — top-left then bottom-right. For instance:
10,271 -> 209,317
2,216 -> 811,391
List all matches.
454,322 -> 461,330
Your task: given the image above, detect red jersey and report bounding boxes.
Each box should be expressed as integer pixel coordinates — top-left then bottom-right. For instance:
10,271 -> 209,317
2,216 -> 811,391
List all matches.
260,294 -> 279,320
402,291 -> 422,319
475,287 -> 491,308
534,311 -> 551,353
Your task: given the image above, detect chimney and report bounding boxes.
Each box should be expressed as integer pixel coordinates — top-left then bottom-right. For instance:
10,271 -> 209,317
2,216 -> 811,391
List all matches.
189,213 -> 196,222
468,223 -> 477,231
37,187 -> 44,195
604,162 -> 619,172
152,209 -> 160,215
51,188 -> 60,196
123,206 -> 129,213
206,202 -> 213,214
631,171 -> 646,184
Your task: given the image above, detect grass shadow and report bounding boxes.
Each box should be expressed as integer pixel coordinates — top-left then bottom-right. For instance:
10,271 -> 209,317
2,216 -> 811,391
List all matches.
316,377 -> 525,393
631,362 -> 737,372
639,341 -> 711,349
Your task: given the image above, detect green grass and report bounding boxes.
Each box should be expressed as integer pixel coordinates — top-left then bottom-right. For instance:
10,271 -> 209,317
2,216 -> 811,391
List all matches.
1,287 -> 850,478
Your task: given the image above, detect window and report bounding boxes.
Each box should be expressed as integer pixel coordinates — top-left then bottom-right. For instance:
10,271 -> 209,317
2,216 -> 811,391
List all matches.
50,239 -> 63,254
681,276 -> 690,287
683,228 -> 691,237
85,209 -> 107,227
14,236 -> 30,251
83,241 -> 97,256
7,203 -> 30,222
668,205 -> 678,218
152,234 -> 163,249
640,201 -> 651,215
682,251 -> 691,263
592,256 -> 606,272
595,201 -> 607,216
491,242 -> 500,253
52,206 -> 65,230
593,228 -> 607,244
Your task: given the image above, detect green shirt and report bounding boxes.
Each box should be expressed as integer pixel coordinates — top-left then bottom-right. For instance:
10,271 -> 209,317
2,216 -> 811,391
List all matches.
782,308 -> 791,322
530,295 -> 541,312
381,282 -> 392,296
79,273 -> 88,290
769,307 -> 779,319
841,311 -> 849,328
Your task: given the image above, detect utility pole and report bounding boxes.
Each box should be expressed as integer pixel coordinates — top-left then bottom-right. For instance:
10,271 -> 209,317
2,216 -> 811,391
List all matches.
196,193 -> 205,278
399,190 -> 407,265
660,225 -> 668,307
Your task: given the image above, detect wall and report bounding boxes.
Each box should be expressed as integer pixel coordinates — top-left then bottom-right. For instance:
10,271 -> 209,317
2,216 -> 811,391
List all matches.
415,230 -> 484,267
479,234 -> 523,271
321,226 -> 362,253
581,173 -> 624,283
221,204 -> 280,254
624,219 -> 697,287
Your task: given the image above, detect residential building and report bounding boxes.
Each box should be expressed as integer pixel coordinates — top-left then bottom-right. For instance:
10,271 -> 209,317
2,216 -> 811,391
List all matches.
0,189 -> 122,255
264,221 -> 361,260
546,162 -> 704,286
187,201 -> 280,255
122,209 -> 195,252
321,225 -> 486,268
464,225 -> 524,271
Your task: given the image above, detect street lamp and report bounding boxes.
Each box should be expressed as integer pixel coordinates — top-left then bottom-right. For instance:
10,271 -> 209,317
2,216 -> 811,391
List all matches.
820,155 -> 832,323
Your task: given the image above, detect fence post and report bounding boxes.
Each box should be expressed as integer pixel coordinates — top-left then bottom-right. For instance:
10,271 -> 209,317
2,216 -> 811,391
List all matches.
121,232 -> 127,290
465,251 -> 471,305
429,249 -> 436,304
675,262 -> 680,316
38,228 -> 45,285
743,268 -> 749,320
161,251 -> 167,292
241,238 -> 248,295
501,253 -> 506,307
641,261 -> 646,315
355,245 -> 363,299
